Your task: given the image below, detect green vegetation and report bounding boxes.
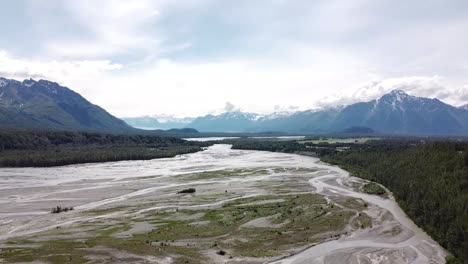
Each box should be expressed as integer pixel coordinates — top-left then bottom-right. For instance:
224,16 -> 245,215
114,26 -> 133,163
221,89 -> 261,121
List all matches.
228,138 -> 306,152
361,182 -> 386,196
322,141 -> 468,263
142,194 -> 354,258
182,168 -> 269,180
298,137 -> 378,144
226,137 -> 381,157
0,130 -> 207,167
227,138 -> 337,156
51,206 -> 74,214
0,193 -> 367,263
0,239 -> 91,264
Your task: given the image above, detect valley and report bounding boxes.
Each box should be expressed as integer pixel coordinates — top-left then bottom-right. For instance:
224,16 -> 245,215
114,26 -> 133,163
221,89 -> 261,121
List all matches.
2,2 -> 468,264
0,144 -> 446,263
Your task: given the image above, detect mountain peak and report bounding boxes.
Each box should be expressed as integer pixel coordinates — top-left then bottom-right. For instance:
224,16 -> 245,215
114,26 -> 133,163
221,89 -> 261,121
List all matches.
0,77 -> 22,87
387,89 -> 411,99
380,89 -> 414,104
22,78 -> 37,87
459,104 -> 468,111
389,89 -> 408,95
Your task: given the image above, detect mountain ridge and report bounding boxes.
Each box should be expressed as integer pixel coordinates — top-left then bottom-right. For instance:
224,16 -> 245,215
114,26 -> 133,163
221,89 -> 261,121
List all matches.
0,77 -> 134,132
153,89 -> 468,135
2,77 -> 467,135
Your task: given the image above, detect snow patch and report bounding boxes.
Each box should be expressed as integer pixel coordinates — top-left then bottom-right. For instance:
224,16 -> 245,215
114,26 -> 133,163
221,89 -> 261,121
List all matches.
213,111 -> 260,121
22,78 -> 38,87
459,104 -> 468,111
262,111 -> 295,120
151,114 -> 193,124
0,79 -> 7,88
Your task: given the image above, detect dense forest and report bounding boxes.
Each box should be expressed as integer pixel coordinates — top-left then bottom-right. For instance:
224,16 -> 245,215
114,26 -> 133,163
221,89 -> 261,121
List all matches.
322,141 -> 468,263
0,130 -> 207,167
226,138 -> 337,156
230,138 -> 468,263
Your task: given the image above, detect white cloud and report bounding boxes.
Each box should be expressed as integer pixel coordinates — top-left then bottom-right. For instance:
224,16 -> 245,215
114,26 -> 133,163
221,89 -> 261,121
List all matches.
1,0 -> 468,117
274,105 -> 300,112
39,0 -> 166,59
315,76 -> 468,108
0,50 -> 122,88
79,56 -> 381,117
2,49 -> 467,117
224,102 -> 238,112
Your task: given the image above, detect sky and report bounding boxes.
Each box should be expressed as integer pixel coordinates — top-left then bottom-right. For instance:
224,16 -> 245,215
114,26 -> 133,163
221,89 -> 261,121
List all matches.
1,0 -> 468,117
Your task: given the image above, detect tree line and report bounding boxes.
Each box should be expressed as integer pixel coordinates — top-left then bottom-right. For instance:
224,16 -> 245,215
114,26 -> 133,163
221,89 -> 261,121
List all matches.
0,130 -> 207,167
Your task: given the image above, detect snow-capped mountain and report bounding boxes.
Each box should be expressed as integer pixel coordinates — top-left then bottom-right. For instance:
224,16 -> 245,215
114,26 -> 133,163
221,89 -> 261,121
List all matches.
328,90 -> 468,134
181,90 -> 468,135
188,111 -> 262,132
459,104 -> 468,111
9,77 -> 464,135
259,111 -> 296,120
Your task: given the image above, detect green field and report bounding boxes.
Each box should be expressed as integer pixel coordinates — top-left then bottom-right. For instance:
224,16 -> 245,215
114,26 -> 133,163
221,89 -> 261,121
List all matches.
298,137 -> 379,144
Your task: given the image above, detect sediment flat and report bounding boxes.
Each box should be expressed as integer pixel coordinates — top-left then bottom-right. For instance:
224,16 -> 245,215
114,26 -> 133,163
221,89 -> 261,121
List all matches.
0,144 -> 446,263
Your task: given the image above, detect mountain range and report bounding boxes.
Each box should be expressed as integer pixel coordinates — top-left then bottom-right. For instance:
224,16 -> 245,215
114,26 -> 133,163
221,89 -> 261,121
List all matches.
1,77 -> 468,135
124,90 -> 468,135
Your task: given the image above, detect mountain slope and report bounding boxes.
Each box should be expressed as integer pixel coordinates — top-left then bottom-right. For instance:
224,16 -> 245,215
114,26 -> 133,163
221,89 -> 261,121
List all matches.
331,90 -> 468,134
7,77 -> 465,136
0,77 -> 134,132
188,111 -> 261,132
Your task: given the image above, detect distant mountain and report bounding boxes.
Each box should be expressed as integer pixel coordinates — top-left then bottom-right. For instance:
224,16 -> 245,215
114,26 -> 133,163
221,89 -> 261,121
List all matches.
327,90 -> 468,135
188,111 -> 261,132
0,77 -> 134,132
185,90 -> 468,135
121,115 -> 193,130
4,77 -> 466,136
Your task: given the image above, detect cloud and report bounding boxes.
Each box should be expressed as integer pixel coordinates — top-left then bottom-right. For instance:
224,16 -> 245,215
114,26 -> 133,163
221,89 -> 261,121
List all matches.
224,102 -> 238,112
453,85 -> 468,103
3,49 -> 466,117
315,76 -> 468,108
21,0 -> 166,60
0,50 -> 122,88
1,0 -> 468,117
274,105 -> 300,112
